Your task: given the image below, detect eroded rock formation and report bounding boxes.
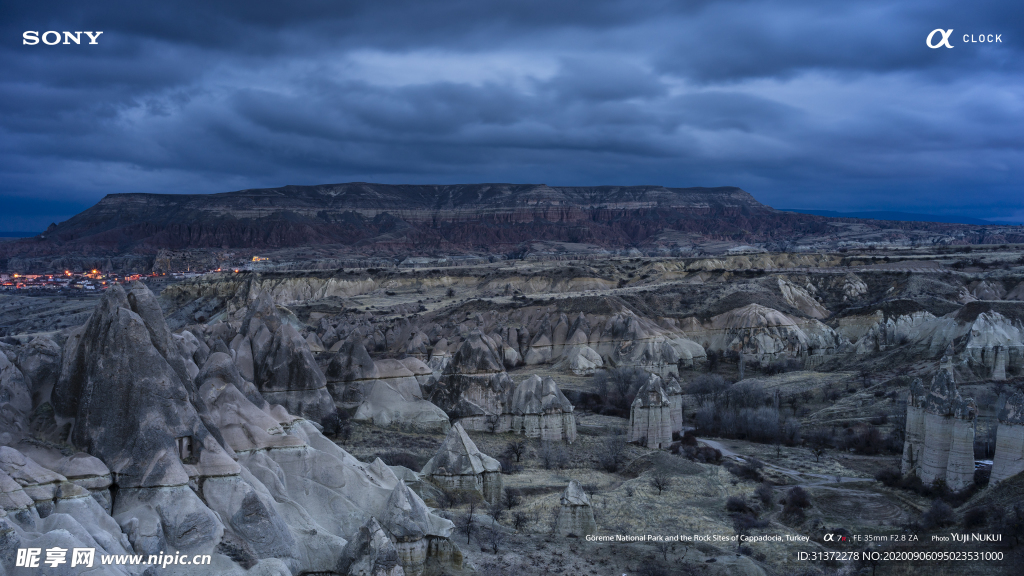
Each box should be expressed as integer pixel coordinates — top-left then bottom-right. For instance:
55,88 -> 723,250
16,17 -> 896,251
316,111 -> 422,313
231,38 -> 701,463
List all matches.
420,423 -> 502,504
991,392 -> 1024,485
0,283 -> 462,575
901,360 -> 976,491
628,374 -> 677,449
555,480 -> 596,537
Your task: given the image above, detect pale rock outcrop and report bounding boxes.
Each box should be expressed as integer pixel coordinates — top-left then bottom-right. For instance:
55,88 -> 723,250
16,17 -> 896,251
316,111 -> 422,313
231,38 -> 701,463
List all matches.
685,304 -> 840,366
14,335 -> 62,407
0,351 -> 31,443
378,481 -> 458,575
628,374 -> 675,449
590,312 -> 705,377
421,423 -> 502,503
555,480 -> 596,537
903,361 -> 976,491
12,282 -> 463,575
337,517 -> 405,576
509,375 -> 576,443
555,344 -> 603,376
427,332 -> 515,426
665,377 -> 684,435
232,291 -> 335,421
967,280 -> 1007,301
426,332 -> 577,440
991,392 -> 1024,485
324,337 -> 450,433
352,359 -> 450,433
901,378 -> 926,477
962,312 -> 1022,380
847,311 -> 936,355
777,277 -> 830,319
53,283 -> 240,488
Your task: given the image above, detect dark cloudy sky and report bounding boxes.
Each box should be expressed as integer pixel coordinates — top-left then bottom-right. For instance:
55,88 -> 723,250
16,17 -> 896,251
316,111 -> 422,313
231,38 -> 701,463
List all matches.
2,0 -> 1021,232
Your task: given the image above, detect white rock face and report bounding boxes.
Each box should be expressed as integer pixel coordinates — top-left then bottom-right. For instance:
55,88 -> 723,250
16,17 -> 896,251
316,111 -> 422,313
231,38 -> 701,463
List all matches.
992,392 -> 1024,485
901,379 -> 926,477
509,375 -> 577,443
427,332 -> 577,442
421,423 -> 503,503
555,480 -> 596,537
903,362 -> 976,491
628,375 -> 675,449
2,283 -> 462,576
683,303 -> 841,366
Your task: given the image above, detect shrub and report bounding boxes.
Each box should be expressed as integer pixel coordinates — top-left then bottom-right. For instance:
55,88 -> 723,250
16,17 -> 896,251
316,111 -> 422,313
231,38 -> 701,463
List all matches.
755,483 -> 774,507
539,442 -> 568,470
726,496 -> 751,514
597,437 -> 627,472
963,506 -> 989,530
922,500 -> 955,529
782,487 -> 811,518
874,468 -> 902,487
650,472 -> 672,495
594,367 -> 648,416
320,409 -> 351,441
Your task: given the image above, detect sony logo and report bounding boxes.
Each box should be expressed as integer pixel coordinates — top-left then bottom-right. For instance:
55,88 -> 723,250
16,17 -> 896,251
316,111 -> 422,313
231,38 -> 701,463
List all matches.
23,31 -> 103,45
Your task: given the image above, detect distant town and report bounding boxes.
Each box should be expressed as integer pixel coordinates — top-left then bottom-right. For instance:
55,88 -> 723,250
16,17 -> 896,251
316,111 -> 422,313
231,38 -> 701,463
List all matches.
0,257 -> 273,292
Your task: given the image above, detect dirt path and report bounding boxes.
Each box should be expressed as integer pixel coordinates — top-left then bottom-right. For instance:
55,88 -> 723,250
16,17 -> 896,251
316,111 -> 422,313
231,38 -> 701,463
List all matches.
697,437 -> 877,486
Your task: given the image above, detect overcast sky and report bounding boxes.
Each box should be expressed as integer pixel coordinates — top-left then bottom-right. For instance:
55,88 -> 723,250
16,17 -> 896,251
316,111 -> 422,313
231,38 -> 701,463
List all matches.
2,0 -> 1021,232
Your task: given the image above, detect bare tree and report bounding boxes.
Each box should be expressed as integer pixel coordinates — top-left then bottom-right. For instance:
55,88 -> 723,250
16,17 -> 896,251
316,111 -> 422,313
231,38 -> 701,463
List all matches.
597,436 -> 626,472
501,488 -> 522,511
487,501 -> 504,524
458,500 -> 478,544
812,445 -> 826,463
505,441 -> 526,463
512,511 -> 529,531
483,526 -> 506,554
650,471 -> 672,496
485,415 -> 500,433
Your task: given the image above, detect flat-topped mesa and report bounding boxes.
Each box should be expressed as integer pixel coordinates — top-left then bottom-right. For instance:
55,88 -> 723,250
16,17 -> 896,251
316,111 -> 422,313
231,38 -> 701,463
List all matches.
991,392 -> 1024,485
509,375 -> 577,443
555,480 -> 596,537
628,374 -> 676,449
420,423 -> 503,504
905,364 -> 977,491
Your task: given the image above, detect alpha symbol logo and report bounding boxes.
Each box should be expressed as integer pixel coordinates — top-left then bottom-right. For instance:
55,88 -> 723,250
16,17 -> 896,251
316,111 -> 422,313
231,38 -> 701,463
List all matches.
926,29 -> 954,49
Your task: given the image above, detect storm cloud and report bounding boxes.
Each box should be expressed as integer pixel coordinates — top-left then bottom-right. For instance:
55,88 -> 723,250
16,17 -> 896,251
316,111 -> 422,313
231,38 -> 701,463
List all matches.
2,0 -> 1022,231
